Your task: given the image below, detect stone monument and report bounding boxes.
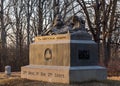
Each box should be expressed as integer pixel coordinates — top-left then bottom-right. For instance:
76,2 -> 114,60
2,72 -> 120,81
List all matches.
21,15 -> 107,83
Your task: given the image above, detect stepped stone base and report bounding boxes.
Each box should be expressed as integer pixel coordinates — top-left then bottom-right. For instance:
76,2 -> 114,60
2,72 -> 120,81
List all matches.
21,65 -> 107,83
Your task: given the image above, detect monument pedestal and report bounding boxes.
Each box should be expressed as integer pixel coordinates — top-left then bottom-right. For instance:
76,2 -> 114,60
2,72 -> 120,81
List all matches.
21,65 -> 106,83
21,34 -> 107,83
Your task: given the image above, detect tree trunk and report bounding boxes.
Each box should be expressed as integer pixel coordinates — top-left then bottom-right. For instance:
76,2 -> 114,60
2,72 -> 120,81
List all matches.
38,0 -> 43,35
27,0 -> 30,48
104,37 -> 112,67
0,0 -> 7,71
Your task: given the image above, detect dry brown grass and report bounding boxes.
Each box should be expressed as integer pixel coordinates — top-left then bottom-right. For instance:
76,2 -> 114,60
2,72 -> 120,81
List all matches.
0,72 -> 20,79
108,76 -> 120,81
0,72 -> 120,86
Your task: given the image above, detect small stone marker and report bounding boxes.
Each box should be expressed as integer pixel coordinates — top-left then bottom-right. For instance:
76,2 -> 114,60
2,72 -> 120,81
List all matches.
5,65 -> 11,76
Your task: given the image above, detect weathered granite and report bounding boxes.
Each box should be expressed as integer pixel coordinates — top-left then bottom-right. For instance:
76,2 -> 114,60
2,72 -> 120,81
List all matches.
21,65 -> 107,83
21,34 -> 107,83
30,34 -> 98,66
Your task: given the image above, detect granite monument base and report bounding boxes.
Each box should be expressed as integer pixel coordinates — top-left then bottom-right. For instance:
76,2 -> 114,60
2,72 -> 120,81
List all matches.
21,65 -> 107,83
21,34 -> 107,83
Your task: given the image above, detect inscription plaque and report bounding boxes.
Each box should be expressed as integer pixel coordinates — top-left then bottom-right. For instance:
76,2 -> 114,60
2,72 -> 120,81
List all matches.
22,71 -> 65,78
78,50 -> 90,60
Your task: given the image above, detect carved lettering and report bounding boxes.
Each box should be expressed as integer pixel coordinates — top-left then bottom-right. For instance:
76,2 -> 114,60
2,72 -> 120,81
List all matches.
57,36 -> 66,39
54,73 -> 64,78
23,71 -> 27,74
48,73 -> 53,77
40,72 -> 46,76
25,71 -> 65,78
35,34 -> 69,42
36,72 -> 39,75
28,71 -> 35,75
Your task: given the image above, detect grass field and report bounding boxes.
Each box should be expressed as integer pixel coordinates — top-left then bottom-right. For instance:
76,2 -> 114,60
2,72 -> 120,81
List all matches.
0,72 -> 120,86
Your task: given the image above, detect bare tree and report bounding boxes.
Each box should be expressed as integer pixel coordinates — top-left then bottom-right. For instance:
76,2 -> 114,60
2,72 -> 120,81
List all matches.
38,0 -> 43,35
10,0 -> 26,64
76,0 -> 118,66
40,0 -> 82,35
0,0 -> 12,70
0,0 -> 7,70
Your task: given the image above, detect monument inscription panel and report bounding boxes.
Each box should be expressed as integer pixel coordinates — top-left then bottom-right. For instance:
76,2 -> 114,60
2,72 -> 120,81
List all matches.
22,71 -> 65,78
35,34 -> 70,42
78,50 -> 90,60
21,65 -> 69,83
